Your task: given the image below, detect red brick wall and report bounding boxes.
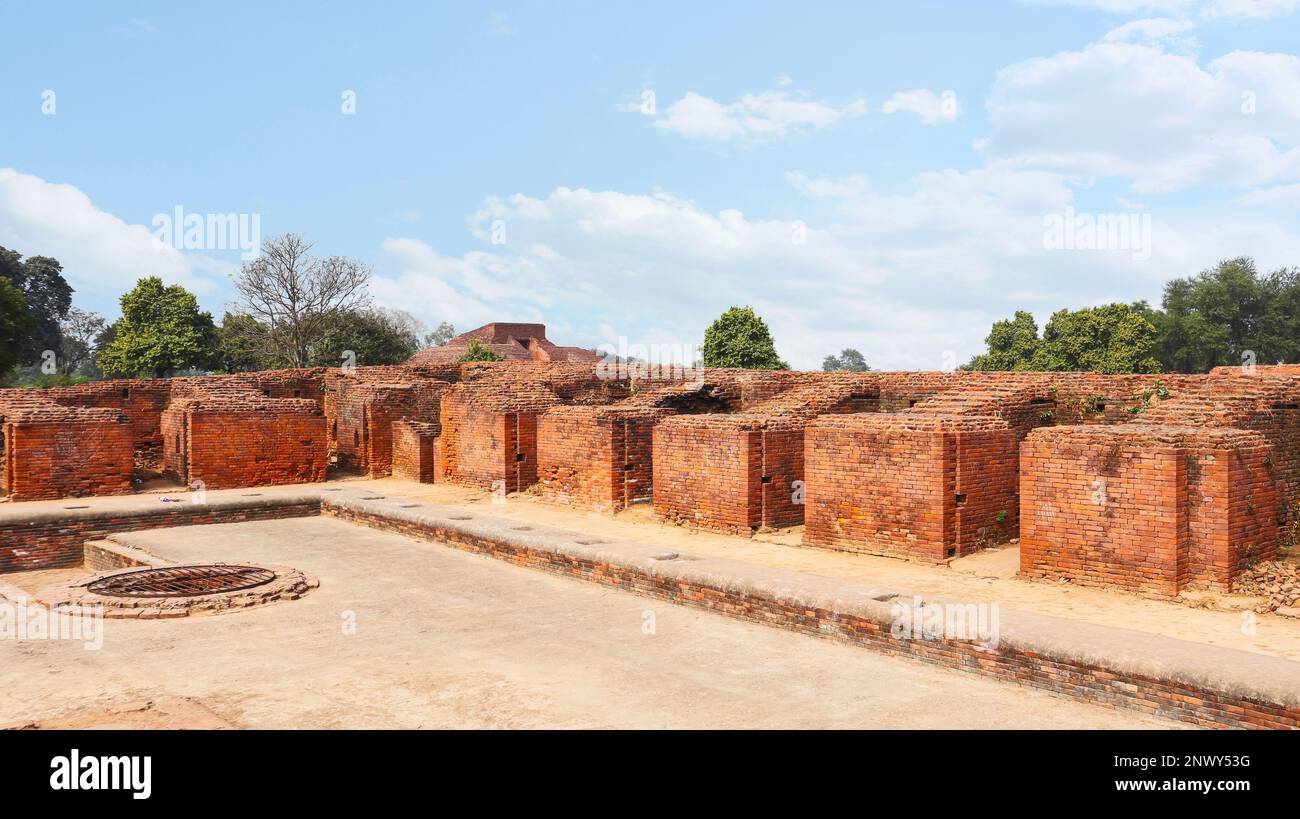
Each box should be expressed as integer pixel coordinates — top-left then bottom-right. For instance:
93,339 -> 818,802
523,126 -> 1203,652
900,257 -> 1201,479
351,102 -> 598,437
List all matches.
0,500 -> 319,572
163,403 -> 327,490
1,417 -> 134,502
329,381 -> 442,476
160,405 -> 187,480
1020,428 -> 1185,595
537,406 -> 669,512
804,415 -> 1024,561
439,395 -> 540,493
653,417 -> 758,534
952,425 -> 1022,551
1019,426 -> 1277,595
805,416 -> 951,560
1187,443 -> 1278,589
537,408 -> 619,510
756,428 -> 805,529
45,380 -> 173,452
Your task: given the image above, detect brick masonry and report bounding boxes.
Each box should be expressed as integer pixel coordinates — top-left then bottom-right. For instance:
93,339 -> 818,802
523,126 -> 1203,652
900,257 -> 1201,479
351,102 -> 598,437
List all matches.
5,356 -> 1300,596
2,488 -> 1297,728
391,419 -> 440,483
162,397 -> 328,490
0,498 -> 320,572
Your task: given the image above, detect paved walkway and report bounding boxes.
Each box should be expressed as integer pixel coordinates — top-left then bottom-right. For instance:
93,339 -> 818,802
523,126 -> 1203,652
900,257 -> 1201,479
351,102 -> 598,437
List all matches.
1,517 -> 1177,729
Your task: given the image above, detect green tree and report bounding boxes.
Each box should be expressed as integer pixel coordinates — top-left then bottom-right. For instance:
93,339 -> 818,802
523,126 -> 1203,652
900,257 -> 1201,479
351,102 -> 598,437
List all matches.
701,306 -> 788,370
97,277 -> 217,377
308,308 -> 422,367
966,304 -> 1160,374
457,338 -> 506,362
1034,303 -> 1161,374
822,348 -> 871,372
1154,257 -> 1299,372
965,310 -> 1041,371
0,247 -> 74,365
215,312 -> 285,373
0,277 -> 35,380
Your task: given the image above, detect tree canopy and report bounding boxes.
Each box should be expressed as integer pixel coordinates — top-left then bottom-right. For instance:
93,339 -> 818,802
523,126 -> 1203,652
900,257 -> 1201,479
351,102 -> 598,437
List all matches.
965,257 -> 1300,374
1153,257 -> 1300,372
233,234 -> 372,367
0,277 -> 35,378
822,348 -> 871,372
0,246 -> 74,366
702,306 -> 788,370
425,321 -> 456,347
966,304 -> 1160,374
308,308 -> 422,367
215,312 -> 280,373
97,277 -> 217,377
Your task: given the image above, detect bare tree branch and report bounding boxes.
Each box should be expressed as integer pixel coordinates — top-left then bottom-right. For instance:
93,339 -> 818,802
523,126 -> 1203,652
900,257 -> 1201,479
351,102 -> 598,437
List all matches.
232,233 -> 372,366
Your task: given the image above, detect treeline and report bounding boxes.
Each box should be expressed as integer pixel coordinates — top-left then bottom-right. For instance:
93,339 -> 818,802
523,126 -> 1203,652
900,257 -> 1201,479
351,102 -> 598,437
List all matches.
0,234 -> 457,386
966,257 -> 1300,374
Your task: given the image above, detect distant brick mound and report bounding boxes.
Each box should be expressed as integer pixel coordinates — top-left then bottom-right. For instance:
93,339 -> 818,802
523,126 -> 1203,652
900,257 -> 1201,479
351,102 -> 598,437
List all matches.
407,322 -> 601,365
5,349 -> 1298,598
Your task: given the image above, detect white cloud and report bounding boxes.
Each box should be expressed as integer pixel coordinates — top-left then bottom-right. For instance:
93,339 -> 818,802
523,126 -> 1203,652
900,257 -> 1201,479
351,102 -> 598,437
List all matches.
881,89 -> 961,124
786,172 -> 869,198
982,36 -> 1300,192
0,169 -> 225,308
1023,0 -> 1196,13
1202,0 -> 1300,19
1235,181 -> 1300,205
371,168 -> 1300,370
1102,17 -> 1199,49
649,90 -> 866,143
1024,0 -> 1298,17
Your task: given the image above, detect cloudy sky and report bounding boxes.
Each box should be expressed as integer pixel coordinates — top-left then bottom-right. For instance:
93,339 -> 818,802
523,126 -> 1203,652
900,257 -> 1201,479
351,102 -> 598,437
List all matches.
2,0 -> 1299,369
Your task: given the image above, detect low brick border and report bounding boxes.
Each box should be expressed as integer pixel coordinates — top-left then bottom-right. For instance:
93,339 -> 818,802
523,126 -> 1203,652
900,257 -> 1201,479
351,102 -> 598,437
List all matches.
4,487 -> 1299,728
319,494 -> 1300,730
0,495 -> 321,572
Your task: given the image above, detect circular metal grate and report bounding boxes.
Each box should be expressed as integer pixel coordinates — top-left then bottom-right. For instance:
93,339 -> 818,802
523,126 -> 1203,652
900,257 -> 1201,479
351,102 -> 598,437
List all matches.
86,564 -> 277,598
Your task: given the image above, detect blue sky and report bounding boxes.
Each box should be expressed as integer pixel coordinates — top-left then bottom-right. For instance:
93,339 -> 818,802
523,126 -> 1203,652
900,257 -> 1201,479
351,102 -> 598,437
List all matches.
2,0 -> 1300,369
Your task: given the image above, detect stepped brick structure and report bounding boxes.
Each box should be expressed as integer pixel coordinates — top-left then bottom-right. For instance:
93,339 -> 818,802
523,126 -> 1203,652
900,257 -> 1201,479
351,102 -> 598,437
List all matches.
4,343 -> 1300,597
408,322 -> 601,365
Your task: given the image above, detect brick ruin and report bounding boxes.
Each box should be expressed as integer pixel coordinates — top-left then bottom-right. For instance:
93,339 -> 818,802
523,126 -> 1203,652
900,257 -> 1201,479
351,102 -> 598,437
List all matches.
6,350 -> 1300,597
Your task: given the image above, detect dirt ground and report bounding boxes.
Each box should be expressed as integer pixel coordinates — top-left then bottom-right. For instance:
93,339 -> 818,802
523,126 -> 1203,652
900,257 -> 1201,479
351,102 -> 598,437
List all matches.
0,517 -> 1178,729
356,477 -> 1300,663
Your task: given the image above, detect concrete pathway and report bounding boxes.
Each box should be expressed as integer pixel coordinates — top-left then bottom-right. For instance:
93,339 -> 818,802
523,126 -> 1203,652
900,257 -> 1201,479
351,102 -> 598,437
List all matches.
0,517 -> 1180,729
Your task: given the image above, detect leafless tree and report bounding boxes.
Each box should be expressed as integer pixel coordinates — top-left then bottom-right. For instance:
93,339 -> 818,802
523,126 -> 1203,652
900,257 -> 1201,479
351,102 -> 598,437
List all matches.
58,307 -> 107,375
378,308 -> 425,342
233,234 -> 372,367
424,321 -> 455,347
